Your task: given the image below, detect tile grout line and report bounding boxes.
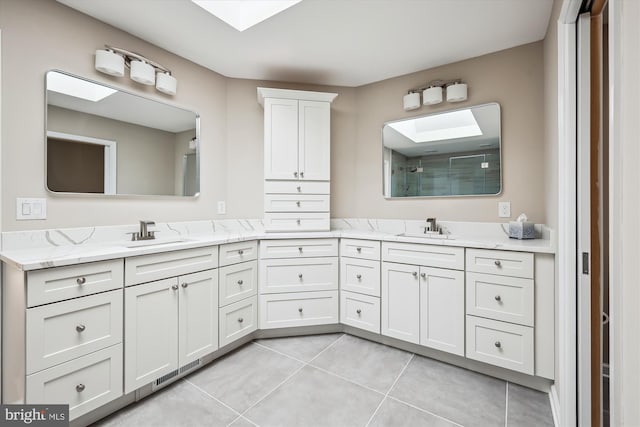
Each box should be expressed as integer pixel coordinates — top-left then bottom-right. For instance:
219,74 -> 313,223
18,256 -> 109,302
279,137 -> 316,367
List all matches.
364,353 -> 415,427
505,382 -> 510,427
306,363 -> 386,397
385,396 -> 464,427
182,378 -> 244,418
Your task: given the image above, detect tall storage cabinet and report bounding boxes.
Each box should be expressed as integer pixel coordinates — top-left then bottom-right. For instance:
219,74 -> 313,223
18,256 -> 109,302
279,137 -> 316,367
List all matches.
258,87 -> 338,232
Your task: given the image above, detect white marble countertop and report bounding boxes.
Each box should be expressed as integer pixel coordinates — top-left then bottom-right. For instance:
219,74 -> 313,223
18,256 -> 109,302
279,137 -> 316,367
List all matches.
0,221 -> 555,271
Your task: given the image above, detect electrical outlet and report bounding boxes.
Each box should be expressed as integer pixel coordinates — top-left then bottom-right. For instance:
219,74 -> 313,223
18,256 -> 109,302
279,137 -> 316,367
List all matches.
217,201 -> 226,215
498,201 -> 511,218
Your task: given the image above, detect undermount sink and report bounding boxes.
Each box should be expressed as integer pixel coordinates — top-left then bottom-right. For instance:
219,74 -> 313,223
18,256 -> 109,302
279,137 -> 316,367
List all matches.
122,237 -> 192,248
396,232 -> 453,240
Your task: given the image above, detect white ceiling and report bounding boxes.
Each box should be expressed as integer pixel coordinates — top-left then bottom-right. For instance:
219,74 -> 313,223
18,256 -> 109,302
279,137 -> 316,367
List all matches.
56,0 -> 554,87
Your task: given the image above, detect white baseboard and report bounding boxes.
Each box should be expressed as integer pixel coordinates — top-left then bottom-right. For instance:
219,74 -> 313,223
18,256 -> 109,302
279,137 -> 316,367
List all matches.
550,384 -> 561,427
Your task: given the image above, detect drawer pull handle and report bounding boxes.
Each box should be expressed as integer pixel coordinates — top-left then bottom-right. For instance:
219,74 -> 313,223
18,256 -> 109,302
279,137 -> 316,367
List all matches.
181,283 -> 189,288
298,273 -> 303,279
420,272 -> 426,279
495,295 -> 502,302
76,324 -> 86,333
76,277 -> 86,285
300,171 -> 305,178
494,260 -> 502,267
296,219 -> 301,225
171,284 -> 179,291
297,186 -> 302,192
238,317 -> 244,323
296,201 -> 301,207
356,247 -> 362,252
298,307 -> 303,313
356,309 -> 362,315
238,250 -> 244,255
294,171 -> 298,177
238,280 -> 244,285
76,384 -> 85,392
298,247 -> 303,252
412,271 -> 418,277
356,274 -> 362,280
494,341 -> 502,348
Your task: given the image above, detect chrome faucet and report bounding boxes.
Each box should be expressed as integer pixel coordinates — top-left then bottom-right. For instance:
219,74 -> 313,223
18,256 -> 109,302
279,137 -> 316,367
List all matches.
425,218 -> 440,234
131,220 -> 156,241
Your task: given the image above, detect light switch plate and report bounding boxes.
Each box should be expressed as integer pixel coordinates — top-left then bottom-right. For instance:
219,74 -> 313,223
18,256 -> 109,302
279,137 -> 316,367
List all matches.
498,201 -> 511,218
17,198 -> 47,220
217,201 -> 226,215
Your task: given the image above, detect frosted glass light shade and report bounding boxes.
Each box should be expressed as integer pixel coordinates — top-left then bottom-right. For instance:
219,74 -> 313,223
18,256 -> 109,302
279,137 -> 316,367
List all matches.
403,92 -> 421,111
95,49 -> 124,77
423,86 -> 443,105
156,72 -> 177,95
446,83 -> 468,102
130,60 -> 155,85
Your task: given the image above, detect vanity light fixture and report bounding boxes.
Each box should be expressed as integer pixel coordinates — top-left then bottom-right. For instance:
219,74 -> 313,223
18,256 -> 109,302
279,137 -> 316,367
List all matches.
403,78 -> 468,111
94,45 -> 177,95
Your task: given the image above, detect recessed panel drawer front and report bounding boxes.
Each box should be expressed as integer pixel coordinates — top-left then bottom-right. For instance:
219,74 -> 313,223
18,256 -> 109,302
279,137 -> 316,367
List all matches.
260,257 -> 338,293
466,272 -> 534,326
125,246 -> 218,286
382,242 -> 464,270
465,316 -> 534,375
219,241 -> 258,267
26,344 -> 123,421
264,213 -> 330,232
219,261 -> 258,307
26,289 -> 123,374
259,291 -> 339,329
466,249 -> 534,279
340,291 -> 380,334
27,259 -> 124,307
340,257 -> 380,297
340,239 -> 381,261
264,181 -> 330,194
219,296 -> 258,348
260,238 -> 338,259
264,194 -> 330,212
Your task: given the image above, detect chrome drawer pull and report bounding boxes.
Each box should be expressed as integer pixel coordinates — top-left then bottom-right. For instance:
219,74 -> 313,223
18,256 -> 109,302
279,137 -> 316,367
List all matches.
238,317 -> 244,323
298,273 -> 303,279
412,271 -> 418,277
296,201 -> 301,207
494,260 -> 502,267
356,274 -> 362,280
298,247 -> 303,252
181,283 -> 188,288
238,250 -> 244,255
76,277 -> 86,285
420,272 -> 426,279
294,171 -> 298,177
495,295 -> 502,302
356,309 -> 362,315
298,307 -> 303,313
494,341 -> 502,348
300,171 -> 304,178
171,284 -> 179,290
76,384 -> 85,392
76,324 -> 86,333
356,247 -> 362,252
296,219 -> 301,225
238,280 -> 244,285
296,186 -> 302,192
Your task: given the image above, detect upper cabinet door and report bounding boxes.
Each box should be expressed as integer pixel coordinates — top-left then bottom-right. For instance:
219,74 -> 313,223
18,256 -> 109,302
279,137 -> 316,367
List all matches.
264,98 -> 299,180
298,100 -> 330,181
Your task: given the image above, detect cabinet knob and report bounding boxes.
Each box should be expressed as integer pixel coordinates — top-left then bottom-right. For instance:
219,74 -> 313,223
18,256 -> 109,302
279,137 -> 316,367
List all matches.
356,247 -> 362,252
181,283 -> 188,288
356,274 -> 362,280
171,284 -> 179,291
494,260 -> 502,267
495,295 -> 502,302
76,277 -> 86,285
494,341 -> 502,348
296,219 -> 301,225
420,272 -> 426,279
298,307 -> 303,313
298,273 -> 303,279
300,171 -> 305,178
412,271 -> 418,277
356,309 -> 362,315
296,201 -> 301,207
76,324 -> 86,333
298,247 -> 303,253
238,280 -> 244,285
238,250 -> 244,255
238,317 -> 244,323
294,171 -> 298,177
76,384 -> 86,393
297,186 -> 302,192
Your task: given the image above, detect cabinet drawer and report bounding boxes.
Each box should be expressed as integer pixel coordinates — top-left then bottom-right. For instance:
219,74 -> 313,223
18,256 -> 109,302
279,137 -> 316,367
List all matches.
264,212 -> 330,232
264,180 -> 330,195
259,291 -> 338,329
27,259 -> 123,307
466,272 -> 534,326
26,290 -> 123,374
125,246 -> 218,286
260,238 -> 338,259
26,344 -> 123,421
382,242 -> 464,270
219,296 -> 258,348
264,194 -> 330,213
340,239 -> 381,261
260,257 -> 338,294
466,249 -> 534,279
340,257 -> 380,297
219,261 -> 258,307
466,316 -> 534,375
219,241 -> 257,267
340,291 -> 380,334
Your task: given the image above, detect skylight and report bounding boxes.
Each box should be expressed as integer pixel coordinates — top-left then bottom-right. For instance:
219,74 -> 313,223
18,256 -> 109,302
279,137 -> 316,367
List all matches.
389,109 -> 482,143
47,72 -> 116,102
192,0 -> 302,32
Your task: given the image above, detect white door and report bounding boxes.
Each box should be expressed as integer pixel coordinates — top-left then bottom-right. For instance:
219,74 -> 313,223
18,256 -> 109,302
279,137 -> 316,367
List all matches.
178,269 -> 219,365
124,278 -> 179,394
419,267 -> 465,356
298,100 -> 330,180
264,98 -> 299,180
381,262 -> 420,344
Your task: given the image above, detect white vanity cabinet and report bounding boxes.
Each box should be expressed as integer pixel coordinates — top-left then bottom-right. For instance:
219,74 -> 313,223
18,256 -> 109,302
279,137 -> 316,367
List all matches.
2,260 -> 125,420
124,247 -> 219,394
259,238 -> 339,328
381,242 -> 465,356
258,87 -> 338,232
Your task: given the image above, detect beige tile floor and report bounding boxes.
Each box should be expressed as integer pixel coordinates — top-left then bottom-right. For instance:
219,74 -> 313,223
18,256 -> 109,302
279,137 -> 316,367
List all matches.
93,333 -> 554,427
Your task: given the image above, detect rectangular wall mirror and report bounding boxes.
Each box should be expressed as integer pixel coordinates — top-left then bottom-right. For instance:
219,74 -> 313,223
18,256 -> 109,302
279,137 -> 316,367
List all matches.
45,70 -> 200,197
382,102 -> 501,198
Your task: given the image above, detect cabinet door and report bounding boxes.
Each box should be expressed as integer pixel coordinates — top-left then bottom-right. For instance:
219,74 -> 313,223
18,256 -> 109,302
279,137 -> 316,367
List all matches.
178,270 -> 219,366
124,278 -> 178,394
298,100 -> 330,181
419,267 -> 465,356
264,98 -> 299,180
381,262 -> 420,344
